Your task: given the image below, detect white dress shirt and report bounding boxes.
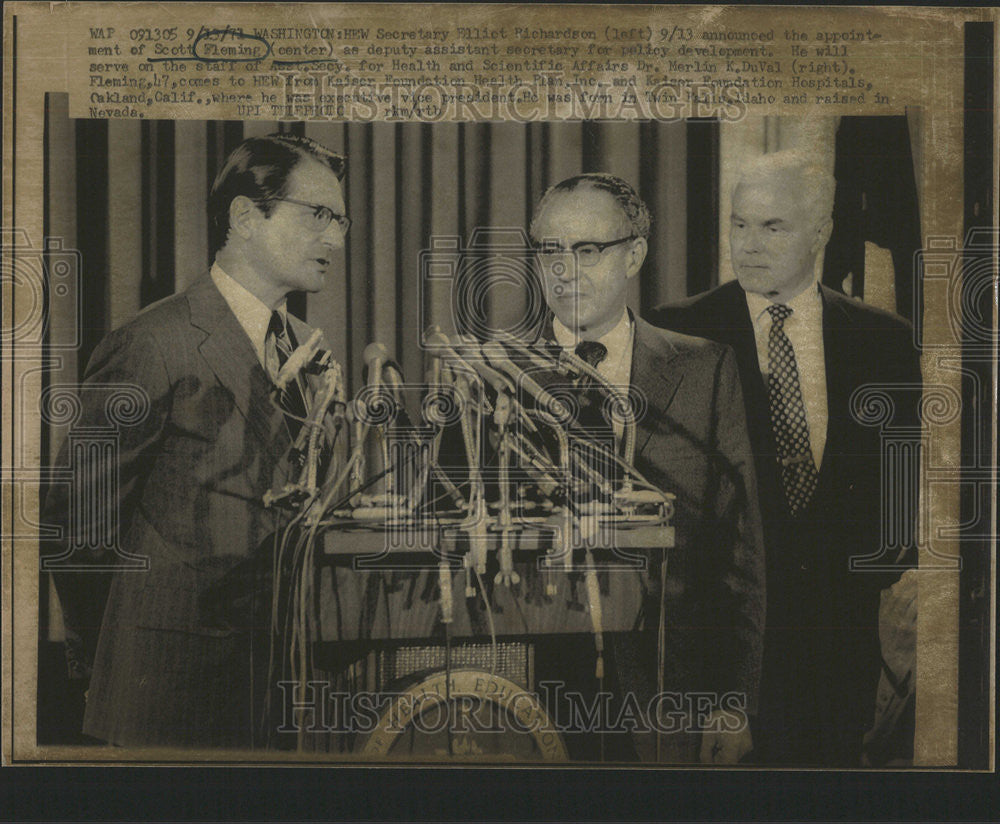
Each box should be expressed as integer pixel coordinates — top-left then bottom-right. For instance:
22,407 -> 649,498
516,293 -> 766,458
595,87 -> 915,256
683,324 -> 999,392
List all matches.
210,262 -> 285,371
553,310 -> 635,440
552,309 -> 634,388
745,283 -> 828,469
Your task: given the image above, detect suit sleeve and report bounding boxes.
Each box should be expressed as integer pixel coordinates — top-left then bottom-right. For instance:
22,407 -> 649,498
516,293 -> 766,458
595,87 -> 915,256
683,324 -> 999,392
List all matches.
702,345 -> 766,714
850,317 -> 923,594
41,323 -> 171,679
894,321 -> 922,570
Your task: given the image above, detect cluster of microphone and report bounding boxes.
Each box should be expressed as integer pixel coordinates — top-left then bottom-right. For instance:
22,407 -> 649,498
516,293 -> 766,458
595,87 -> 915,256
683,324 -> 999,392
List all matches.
261,325 -> 675,688
263,323 -> 670,539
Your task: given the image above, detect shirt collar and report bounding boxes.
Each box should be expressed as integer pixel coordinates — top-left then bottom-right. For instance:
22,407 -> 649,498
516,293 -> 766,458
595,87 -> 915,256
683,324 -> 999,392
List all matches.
552,309 -> 633,355
745,280 -> 822,326
210,262 -> 285,362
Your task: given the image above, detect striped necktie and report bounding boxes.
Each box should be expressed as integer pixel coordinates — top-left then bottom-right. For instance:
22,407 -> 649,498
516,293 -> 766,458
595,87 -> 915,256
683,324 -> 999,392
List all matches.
266,311 -> 307,436
572,340 -> 615,498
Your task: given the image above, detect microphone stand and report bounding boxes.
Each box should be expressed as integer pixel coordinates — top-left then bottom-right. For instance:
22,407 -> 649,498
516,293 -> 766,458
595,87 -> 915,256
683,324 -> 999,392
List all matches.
493,390 -> 520,587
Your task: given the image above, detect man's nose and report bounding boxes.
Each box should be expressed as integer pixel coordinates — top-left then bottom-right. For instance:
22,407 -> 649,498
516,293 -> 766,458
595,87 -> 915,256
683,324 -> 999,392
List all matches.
738,227 -> 762,254
547,255 -> 577,281
321,220 -> 347,248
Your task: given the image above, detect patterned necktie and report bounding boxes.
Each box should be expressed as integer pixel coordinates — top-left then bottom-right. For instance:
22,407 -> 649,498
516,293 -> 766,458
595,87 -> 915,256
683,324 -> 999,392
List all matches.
766,303 -> 819,515
266,311 -> 307,436
572,340 -> 615,497
573,341 -> 610,430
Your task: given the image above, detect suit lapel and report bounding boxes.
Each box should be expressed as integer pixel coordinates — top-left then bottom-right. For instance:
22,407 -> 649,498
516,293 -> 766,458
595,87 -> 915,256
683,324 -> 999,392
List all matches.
700,281 -> 765,402
630,317 -> 683,459
818,286 -> 854,467
540,312 -> 683,459
185,276 -> 289,477
712,283 -> 777,457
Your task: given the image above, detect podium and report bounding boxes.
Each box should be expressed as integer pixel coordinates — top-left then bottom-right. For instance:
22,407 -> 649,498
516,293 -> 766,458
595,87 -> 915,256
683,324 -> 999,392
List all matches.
316,523 -> 674,642
248,322 -> 691,757
294,522 -> 675,761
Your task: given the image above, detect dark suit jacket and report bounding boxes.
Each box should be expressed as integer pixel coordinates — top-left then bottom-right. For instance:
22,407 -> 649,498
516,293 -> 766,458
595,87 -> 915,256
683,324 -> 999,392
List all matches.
625,317 -> 765,707
527,316 -> 765,762
43,274 -> 308,749
650,280 -> 921,765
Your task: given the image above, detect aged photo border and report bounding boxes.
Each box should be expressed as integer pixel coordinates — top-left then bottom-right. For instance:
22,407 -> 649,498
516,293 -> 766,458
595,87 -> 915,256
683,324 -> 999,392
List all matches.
2,1 -> 997,816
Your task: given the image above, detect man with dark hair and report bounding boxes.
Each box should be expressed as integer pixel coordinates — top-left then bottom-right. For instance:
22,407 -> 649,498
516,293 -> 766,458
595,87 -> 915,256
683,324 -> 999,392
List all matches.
43,134 -> 349,749
206,134 -> 346,257
650,151 -> 921,766
530,173 -> 766,763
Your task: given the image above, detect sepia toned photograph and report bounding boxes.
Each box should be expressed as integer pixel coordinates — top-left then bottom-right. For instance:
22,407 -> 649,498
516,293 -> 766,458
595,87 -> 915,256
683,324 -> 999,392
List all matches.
2,2 -> 996,818
27,112 -> 932,768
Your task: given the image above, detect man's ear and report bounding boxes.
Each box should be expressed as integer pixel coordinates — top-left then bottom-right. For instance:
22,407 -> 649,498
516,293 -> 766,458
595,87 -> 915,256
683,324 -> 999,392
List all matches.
625,237 -> 648,279
228,195 -> 258,241
813,216 -> 833,254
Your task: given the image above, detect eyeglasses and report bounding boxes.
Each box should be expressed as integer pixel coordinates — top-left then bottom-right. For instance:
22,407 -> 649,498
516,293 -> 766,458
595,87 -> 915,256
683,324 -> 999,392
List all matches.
256,197 -> 351,235
533,236 -> 637,267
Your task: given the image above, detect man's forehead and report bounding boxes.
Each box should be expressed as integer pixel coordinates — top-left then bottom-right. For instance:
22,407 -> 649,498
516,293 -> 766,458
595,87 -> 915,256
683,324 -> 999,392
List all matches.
536,188 -> 626,235
287,158 -> 345,208
733,171 -> 805,213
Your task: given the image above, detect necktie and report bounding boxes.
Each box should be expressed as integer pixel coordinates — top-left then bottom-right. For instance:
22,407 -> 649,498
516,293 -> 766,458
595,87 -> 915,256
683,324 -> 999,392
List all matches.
766,303 -> 819,515
575,340 -> 608,371
266,311 -> 307,436
571,340 -> 615,498
573,340 -> 611,433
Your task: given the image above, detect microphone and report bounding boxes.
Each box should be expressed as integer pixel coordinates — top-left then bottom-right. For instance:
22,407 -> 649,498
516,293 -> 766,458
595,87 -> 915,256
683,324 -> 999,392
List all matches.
383,357 -> 404,394
550,338 -> 637,475
363,341 -> 389,389
492,331 -> 567,374
305,347 -> 336,375
550,341 -> 604,384
458,339 -> 541,434
424,347 -> 442,389
289,356 -> 344,447
275,328 -> 325,391
480,341 -> 567,421
383,357 -> 420,430
425,328 -> 467,368
362,340 -> 411,422
550,338 -> 632,417
424,328 -> 515,396
300,359 -> 345,489
425,328 -> 539,437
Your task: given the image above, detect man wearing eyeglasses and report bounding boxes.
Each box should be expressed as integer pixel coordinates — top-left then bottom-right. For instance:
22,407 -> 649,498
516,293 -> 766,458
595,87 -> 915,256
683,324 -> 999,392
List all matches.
529,173 -> 765,763
42,134 -> 349,749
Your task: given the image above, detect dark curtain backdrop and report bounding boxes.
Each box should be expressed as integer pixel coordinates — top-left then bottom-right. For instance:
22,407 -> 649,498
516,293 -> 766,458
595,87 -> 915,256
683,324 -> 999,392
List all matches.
823,115 -> 923,326
43,95 -> 698,409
